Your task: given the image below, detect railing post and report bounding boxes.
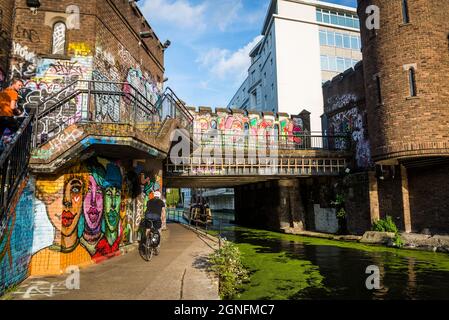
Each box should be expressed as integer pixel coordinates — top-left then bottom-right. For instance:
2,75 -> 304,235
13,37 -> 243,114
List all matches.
87,80 -> 92,122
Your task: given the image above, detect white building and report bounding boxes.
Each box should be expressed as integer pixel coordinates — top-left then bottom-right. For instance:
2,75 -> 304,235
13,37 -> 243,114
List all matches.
228,0 -> 363,132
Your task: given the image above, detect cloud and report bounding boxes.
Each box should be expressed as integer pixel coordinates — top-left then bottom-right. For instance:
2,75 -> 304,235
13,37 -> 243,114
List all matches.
198,35 -> 263,82
141,0 -> 207,32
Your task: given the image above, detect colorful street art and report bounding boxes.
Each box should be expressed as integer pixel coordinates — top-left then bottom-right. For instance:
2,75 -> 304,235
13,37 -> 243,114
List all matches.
192,110 -> 306,147
0,177 -> 35,294
328,107 -> 372,168
123,67 -> 162,105
0,157 -> 163,288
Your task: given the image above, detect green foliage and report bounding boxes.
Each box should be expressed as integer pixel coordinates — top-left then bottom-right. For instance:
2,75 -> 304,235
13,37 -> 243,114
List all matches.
331,194 -> 345,207
208,240 -> 250,300
372,216 -> 404,248
336,208 -> 346,219
393,234 -> 404,248
166,188 -> 180,207
372,216 -> 398,233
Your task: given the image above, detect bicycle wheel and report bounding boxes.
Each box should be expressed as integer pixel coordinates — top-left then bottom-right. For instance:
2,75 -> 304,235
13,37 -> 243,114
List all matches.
144,231 -> 154,261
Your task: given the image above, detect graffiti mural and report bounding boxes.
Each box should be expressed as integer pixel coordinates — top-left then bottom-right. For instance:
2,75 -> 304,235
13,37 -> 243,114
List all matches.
93,70 -> 121,122
12,157 -> 162,276
192,110 -> 306,148
68,42 -> 92,57
0,177 -> 35,295
328,107 -> 372,168
123,67 -> 162,105
22,56 -> 93,137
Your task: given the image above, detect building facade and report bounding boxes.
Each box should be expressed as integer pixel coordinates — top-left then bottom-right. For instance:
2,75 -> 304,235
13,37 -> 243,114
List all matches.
228,0 -> 362,132
0,0 -> 170,294
357,0 -> 449,234
320,0 -> 449,235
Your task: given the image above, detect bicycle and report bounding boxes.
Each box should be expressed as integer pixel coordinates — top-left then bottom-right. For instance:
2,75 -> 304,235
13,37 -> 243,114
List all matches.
138,220 -> 161,261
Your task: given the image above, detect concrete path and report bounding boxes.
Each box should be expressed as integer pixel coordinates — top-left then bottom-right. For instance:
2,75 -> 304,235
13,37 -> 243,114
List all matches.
9,223 -> 220,300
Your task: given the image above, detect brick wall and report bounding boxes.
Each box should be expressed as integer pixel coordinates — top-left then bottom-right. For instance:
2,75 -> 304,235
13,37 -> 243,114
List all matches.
0,0 -> 14,87
5,0 -> 164,110
408,162 -> 449,234
376,165 -> 405,230
358,0 -> 449,161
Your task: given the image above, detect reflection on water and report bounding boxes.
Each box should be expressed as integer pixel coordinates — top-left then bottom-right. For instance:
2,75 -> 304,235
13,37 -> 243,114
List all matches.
221,227 -> 449,300
169,209 -> 449,300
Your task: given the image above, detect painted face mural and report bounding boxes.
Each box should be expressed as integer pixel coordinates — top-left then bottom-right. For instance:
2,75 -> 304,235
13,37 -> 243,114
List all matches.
83,175 -> 104,232
61,176 -> 85,237
104,187 -> 120,233
103,163 -> 122,239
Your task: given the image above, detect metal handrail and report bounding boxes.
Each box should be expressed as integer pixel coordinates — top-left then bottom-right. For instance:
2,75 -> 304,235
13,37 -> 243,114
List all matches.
0,110 -> 35,219
188,132 -> 352,152
155,87 -> 194,125
32,79 -> 168,147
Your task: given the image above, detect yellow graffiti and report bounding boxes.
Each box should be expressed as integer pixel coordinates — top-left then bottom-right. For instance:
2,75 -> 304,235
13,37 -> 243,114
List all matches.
68,42 -> 92,57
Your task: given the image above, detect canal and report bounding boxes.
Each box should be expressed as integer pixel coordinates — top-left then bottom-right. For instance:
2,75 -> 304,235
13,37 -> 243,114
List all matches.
169,209 -> 449,300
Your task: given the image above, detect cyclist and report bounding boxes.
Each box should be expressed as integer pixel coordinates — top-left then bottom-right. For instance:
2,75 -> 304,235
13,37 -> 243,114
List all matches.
142,191 -> 165,253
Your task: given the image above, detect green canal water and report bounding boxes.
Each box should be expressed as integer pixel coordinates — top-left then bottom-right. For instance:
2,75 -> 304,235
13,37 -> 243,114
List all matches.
170,209 -> 449,299
219,226 -> 449,300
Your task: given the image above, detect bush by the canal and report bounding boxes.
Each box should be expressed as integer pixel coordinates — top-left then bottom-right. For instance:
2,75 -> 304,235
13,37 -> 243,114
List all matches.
331,194 -> 348,234
372,216 -> 404,248
208,239 -> 249,300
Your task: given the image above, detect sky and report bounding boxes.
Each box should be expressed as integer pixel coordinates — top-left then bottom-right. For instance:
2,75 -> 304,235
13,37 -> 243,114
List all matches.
139,0 -> 357,107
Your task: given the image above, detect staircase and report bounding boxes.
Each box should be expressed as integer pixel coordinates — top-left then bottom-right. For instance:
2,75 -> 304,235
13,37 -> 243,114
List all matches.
0,110 -> 35,220
0,80 -> 192,217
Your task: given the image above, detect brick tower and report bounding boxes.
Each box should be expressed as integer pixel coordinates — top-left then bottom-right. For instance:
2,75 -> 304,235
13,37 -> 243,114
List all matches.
357,0 -> 449,233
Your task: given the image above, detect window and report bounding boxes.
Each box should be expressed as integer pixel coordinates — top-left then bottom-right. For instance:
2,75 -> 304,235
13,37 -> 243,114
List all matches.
375,75 -> 382,104
330,12 -> 338,25
323,10 -> 330,24
329,56 -> 337,71
343,34 -> 351,49
351,36 -> 360,50
321,55 -> 329,70
408,67 -> 417,96
337,12 -> 345,26
316,8 -> 359,29
402,0 -> 410,24
335,33 -> 343,47
52,22 -> 67,55
327,31 -> 335,46
319,30 -> 327,45
316,10 -> 323,22
337,57 -> 345,72
345,58 -> 352,70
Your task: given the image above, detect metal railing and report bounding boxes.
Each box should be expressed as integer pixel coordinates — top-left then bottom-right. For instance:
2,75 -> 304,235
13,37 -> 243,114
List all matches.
0,110 -> 35,219
189,132 -> 352,152
156,87 -> 194,129
166,156 -> 348,177
33,80 -> 193,147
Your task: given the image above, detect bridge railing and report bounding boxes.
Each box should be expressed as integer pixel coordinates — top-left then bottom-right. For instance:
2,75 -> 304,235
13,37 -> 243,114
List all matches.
0,110 -> 35,219
189,132 -> 352,152
166,156 -> 349,177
